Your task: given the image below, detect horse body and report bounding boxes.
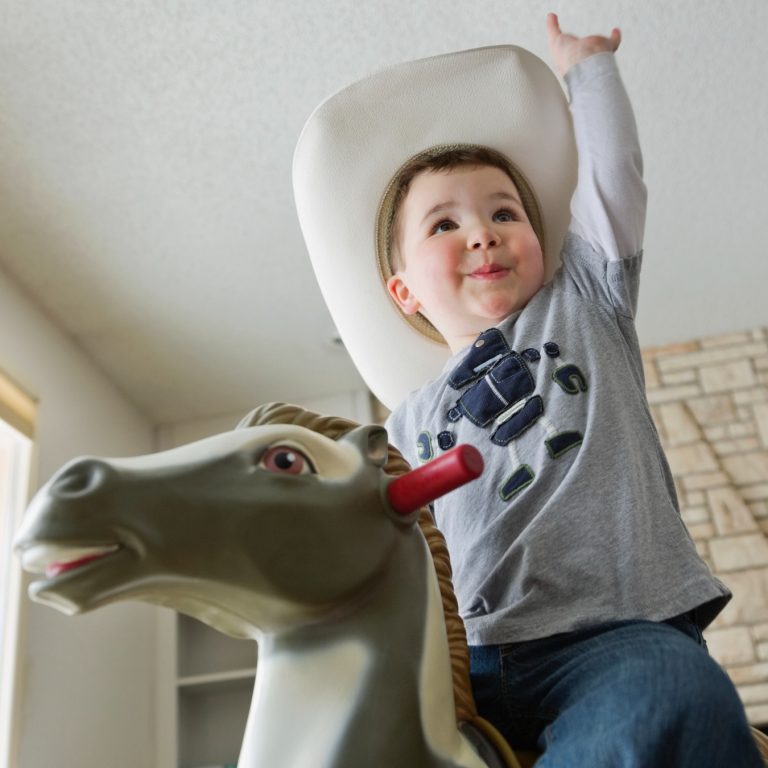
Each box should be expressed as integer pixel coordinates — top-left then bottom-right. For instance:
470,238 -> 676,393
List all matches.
15,421 -> 489,768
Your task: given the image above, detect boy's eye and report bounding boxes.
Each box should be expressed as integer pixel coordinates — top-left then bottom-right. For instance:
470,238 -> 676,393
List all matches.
431,219 -> 456,235
493,209 -> 517,223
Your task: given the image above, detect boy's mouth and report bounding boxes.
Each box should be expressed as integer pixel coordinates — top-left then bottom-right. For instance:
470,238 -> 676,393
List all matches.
470,263 -> 509,280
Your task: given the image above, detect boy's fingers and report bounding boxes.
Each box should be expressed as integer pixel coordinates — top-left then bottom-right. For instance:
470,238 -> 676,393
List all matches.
545,12 -> 561,43
610,27 -> 622,51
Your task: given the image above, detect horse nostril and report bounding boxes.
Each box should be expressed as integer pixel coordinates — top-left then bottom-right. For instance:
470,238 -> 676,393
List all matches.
51,459 -> 111,497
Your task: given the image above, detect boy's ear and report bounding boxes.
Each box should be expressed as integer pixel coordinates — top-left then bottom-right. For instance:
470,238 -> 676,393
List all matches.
386,274 -> 421,315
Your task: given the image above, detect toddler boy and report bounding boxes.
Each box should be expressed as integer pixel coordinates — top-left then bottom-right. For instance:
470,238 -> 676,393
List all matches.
294,13 -> 763,766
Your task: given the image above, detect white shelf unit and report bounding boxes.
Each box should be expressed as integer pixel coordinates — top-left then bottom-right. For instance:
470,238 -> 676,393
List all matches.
158,610 -> 257,768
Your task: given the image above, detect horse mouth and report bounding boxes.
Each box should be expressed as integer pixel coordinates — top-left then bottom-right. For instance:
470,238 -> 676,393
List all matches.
20,543 -> 121,580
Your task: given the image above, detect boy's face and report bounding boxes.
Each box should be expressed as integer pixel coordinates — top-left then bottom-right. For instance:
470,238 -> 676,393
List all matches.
386,165 -> 544,353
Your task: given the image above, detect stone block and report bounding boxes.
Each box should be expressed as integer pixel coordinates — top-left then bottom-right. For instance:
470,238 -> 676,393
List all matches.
689,395 -> 737,426
710,534 -> 768,571
701,332 -> 753,349
666,442 -> 720,475
656,402 -> 702,446
650,403 -> 663,430
646,385 -> 702,405
734,388 -> 768,406
657,343 -> 767,373
756,404 -> 768,448
645,340 -> 700,361
681,472 -> 731,491
758,643 -> 768,662
661,369 -> 698,386
643,359 -> 660,389
756,356 -> 768,372
738,683 -> 768,705
706,626 -> 755,666
752,501 -> 768,519
745,703 -> 768,725
728,662 -> 768,686
706,426 -> 729,442
708,487 -> 759,535
681,506 -> 710,526
715,438 -> 759,457
711,570 -> 768,627
742,485 -> 768,503
728,422 -> 757,439
687,522 -> 715,540
700,360 -> 757,394
722,452 -> 768,486
753,624 -> 768,643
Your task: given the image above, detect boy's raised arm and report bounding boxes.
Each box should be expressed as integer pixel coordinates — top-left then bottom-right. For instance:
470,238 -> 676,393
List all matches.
546,13 -> 647,263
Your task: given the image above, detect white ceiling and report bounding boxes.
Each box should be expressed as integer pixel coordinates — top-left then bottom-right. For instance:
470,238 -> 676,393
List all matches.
1,0 -> 766,424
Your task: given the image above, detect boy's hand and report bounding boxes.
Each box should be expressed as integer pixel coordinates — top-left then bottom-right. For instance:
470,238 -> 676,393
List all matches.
546,12 -> 621,77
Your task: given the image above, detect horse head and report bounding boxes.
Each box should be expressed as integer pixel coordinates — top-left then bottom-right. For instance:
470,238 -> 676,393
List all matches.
15,421 -> 407,638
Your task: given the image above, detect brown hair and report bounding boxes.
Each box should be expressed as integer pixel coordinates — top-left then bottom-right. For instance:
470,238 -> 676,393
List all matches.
376,144 -> 545,343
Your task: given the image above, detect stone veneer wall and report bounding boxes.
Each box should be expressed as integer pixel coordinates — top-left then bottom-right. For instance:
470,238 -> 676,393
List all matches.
370,327 -> 768,723
643,328 -> 768,725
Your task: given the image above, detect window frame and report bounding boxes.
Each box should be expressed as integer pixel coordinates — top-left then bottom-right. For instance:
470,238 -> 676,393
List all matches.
0,369 -> 36,768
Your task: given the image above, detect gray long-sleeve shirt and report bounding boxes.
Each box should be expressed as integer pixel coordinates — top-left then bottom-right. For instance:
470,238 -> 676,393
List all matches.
385,53 -> 730,645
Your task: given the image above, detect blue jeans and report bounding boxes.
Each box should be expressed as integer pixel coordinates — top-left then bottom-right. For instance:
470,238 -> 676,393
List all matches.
470,616 -> 763,767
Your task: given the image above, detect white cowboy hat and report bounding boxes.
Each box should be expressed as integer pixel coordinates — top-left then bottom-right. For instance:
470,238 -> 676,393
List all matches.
293,45 -> 577,411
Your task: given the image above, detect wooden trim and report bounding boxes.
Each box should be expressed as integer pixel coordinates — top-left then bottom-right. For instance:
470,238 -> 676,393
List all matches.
0,370 -> 36,439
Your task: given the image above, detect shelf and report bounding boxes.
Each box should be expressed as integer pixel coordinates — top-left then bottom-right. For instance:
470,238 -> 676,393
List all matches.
178,668 -> 257,695
177,613 -> 257,678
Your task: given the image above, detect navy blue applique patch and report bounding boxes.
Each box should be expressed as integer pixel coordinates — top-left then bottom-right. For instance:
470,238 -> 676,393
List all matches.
491,395 -> 544,445
545,431 -> 583,458
437,431 -> 456,450
499,465 -> 535,500
457,353 -> 535,428
416,431 -> 434,463
553,364 -> 589,395
521,348 -> 541,363
440,333 -> 587,500
448,328 -> 511,389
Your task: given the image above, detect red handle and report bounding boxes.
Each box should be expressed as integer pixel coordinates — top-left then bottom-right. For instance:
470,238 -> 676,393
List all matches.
387,444 -> 484,516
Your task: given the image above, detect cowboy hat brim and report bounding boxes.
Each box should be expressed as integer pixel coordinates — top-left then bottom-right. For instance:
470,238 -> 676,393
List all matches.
293,45 -> 577,411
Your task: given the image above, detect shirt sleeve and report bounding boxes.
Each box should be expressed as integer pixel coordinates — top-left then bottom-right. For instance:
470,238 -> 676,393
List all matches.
564,52 -> 647,262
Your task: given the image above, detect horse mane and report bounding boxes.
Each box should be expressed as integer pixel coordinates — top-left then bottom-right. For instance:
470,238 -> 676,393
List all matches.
237,402 -> 477,724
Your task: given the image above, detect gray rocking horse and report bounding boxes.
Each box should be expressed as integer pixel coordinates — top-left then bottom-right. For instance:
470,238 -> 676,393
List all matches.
14,403 -> 768,767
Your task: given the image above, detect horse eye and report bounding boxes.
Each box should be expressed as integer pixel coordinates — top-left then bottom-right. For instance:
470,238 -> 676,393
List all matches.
259,446 -> 315,475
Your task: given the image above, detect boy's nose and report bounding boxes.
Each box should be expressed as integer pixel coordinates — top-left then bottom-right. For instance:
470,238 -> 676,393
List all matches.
469,227 -> 499,250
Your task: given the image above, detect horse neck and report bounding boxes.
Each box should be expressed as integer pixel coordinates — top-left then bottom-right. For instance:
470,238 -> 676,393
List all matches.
238,530 -> 486,768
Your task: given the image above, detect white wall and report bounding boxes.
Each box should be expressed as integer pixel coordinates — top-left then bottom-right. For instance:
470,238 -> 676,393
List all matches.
155,389 -> 373,449
0,267 -> 157,768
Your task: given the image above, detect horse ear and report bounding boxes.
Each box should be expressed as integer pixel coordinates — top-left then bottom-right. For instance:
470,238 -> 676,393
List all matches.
342,426 -> 389,468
